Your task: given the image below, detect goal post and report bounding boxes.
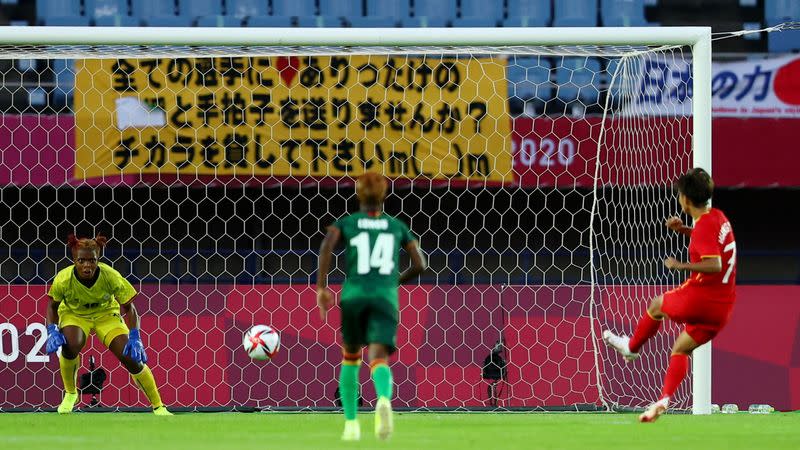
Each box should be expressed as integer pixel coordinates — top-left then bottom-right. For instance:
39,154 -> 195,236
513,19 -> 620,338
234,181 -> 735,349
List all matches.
0,26 -> 712,413
690,33 -> 713,417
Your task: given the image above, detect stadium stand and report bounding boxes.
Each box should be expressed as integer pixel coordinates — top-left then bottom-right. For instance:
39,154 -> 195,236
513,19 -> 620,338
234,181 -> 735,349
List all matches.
316,0 -> 361,27
36,0 -> 89,26
268,0 -> 346,28
403,0 -> 456,28
765,0 -> 800,52
85,0 -> 137,26
454,0 -> 504,28
601,0 -> 657,26
349,0 -> 407,27
503,0 -> 552,27
553,0 -> 598,27
227,0 -> 268,21
131,0 -> 188,27
185,0 -> 234,27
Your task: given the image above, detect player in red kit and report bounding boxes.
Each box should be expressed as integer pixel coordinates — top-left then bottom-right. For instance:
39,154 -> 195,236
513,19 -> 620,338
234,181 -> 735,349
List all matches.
603,168 -> 736,422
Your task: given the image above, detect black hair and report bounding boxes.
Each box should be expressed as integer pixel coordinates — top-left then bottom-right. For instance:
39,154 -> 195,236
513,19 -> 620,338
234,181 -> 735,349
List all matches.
675,168 -> 713,207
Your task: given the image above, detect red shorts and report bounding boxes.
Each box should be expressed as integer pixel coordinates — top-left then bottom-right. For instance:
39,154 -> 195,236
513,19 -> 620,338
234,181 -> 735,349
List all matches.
662,284 -> 734,345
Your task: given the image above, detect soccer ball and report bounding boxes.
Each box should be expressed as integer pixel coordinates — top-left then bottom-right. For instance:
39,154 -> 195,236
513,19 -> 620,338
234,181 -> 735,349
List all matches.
243,325 -> 280,361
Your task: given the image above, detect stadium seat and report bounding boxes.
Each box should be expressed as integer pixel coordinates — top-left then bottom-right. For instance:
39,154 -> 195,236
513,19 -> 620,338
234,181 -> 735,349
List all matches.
503,0 -> 551,27
272,0 -> 316,18
227,0 -> 268,19
268,0 -> 318,26
247,16 -> 294,27
296,16 -> 347,27
601,0 -> 655,27
765,0 -> 800,52
349,16 -> 397,27
319,0 -> 362,22
403,0 -> 455,27
454,0 -> 502,27
555,57 -> 601,106
180,0 -> 222,20
180,0 -> 242,27
86,0 -> 139,26
350,0 -> 408,27
37,0 -> 90,26
766,0 -> 800,19
131,0 -> 190,26
553,0 -> 598,27
507,56 -> 553,103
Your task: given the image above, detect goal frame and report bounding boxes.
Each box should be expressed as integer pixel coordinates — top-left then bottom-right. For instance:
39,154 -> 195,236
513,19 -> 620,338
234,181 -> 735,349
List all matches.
0,25 -> 713,415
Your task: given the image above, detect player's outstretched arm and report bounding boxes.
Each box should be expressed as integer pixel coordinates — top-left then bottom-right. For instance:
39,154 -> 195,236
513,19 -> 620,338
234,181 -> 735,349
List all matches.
399,240 -> 427,284
316,226 -> 341,320
664,256 -> 722,273
665,216 -> 692,237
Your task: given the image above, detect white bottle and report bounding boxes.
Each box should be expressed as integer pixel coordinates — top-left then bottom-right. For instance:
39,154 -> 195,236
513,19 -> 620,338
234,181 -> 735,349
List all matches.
721,403 -> 738,414
747,404 -> 773,414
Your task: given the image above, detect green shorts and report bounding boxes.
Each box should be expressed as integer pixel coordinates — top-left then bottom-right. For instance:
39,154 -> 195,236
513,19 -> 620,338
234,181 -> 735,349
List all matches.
340,296 -> 398,352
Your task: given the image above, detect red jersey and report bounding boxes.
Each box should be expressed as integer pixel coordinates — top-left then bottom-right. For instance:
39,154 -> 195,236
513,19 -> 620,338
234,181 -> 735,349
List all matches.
685,208 -> 736,301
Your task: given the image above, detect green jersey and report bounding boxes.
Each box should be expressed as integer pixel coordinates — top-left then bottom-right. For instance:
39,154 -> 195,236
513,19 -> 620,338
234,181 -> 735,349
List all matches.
333,212 -> 416,300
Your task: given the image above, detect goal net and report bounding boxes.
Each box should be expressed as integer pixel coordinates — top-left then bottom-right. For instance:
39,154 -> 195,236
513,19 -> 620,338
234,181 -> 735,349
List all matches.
0,28 -> 707,412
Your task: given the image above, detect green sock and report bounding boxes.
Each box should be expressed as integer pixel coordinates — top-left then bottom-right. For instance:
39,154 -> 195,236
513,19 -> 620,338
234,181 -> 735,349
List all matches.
371,362 -> 393,400
339,361 -> 360,420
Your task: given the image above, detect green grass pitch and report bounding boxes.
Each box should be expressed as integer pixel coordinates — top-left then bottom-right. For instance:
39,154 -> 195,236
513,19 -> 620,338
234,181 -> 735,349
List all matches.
1,412 -> 798,449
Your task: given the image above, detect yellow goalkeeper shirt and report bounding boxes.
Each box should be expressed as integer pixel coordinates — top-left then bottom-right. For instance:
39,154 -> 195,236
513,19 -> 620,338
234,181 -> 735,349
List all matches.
48,262 -> 137,317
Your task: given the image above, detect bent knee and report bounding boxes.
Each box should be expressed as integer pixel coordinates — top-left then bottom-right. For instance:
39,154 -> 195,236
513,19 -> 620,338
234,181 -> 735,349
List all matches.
648,295 -> 665,319
61,346 -> 82,359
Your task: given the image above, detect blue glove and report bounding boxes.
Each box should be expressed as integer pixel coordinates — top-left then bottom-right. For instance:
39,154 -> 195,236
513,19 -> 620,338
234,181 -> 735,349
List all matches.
46,324 -> 66,354
123,328 -> 148,364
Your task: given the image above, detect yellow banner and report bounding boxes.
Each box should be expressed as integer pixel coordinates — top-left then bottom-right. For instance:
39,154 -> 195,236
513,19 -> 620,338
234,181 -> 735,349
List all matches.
74,56 -> 511,183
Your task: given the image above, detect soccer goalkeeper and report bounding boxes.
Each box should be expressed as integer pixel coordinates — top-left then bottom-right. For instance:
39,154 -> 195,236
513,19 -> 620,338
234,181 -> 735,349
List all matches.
45,234 -> 172,415
317,173 -> 427,441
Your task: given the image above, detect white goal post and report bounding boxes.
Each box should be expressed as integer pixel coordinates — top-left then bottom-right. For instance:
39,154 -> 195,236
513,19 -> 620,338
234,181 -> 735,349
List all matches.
0,26 -> 712,414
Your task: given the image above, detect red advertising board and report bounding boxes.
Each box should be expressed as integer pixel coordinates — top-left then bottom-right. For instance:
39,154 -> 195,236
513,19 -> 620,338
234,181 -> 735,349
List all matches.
511,116 -> 800,188
2,284 -> 798,410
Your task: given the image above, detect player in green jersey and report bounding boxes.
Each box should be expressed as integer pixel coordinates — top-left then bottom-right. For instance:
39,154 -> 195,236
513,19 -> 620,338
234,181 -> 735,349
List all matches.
317,172 -> 427,442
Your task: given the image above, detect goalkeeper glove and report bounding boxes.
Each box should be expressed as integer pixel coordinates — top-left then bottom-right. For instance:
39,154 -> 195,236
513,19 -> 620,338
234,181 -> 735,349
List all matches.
123,328 -> 148,364
45,324 -> 66,354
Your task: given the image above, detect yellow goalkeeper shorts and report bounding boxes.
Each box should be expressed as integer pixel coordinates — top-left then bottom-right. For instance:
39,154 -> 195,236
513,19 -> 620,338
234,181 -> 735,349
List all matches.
59,311 -> 129,347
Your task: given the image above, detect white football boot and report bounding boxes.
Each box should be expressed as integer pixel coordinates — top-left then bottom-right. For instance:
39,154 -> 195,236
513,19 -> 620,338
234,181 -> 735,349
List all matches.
602,330 -> 640,362
639,397 -> 669,423
341,420 -> 361,441
374,397 -> 394,441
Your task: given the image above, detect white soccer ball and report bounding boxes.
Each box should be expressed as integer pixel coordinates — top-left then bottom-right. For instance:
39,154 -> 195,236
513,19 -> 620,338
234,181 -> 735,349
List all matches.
243,325 -> 280,361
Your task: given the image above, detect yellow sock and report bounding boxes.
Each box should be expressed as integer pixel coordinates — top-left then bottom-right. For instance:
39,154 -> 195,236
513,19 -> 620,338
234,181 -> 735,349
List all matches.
59,354 -> 80,395
131,365 -> 164,408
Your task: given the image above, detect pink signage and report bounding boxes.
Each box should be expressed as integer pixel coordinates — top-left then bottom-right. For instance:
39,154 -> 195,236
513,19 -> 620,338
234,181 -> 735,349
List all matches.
2,283 -> 798,410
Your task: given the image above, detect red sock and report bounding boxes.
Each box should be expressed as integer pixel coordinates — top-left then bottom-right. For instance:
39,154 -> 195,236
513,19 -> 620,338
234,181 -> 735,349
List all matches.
628,313 -> 662,353
660,353 -> 689,400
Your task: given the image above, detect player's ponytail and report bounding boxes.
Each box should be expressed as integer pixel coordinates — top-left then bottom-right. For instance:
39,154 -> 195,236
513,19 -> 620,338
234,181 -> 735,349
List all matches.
94,235 -> 108,249
66,233 -> 107,257
66,234 -> 80,250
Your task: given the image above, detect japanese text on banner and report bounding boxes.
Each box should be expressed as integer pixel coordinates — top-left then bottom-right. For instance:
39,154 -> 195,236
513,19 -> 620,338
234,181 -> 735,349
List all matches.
74,56 -> 512,183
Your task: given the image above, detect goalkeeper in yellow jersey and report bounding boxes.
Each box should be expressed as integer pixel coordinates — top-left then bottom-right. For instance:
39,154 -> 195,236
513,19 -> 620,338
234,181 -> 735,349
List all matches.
45,234 -> 171,415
